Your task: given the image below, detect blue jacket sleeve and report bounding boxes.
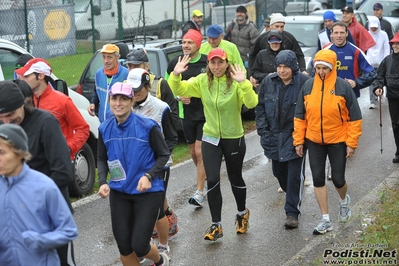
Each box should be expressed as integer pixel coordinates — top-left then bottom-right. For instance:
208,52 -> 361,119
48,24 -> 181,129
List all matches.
21,186 -> 78,250
255,77 -> 269,136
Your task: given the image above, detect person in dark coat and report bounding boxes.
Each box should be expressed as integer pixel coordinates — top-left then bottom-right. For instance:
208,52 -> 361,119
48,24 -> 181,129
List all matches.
372,32 -> 399,163
248,13 -> 307,76
255,50 -> 311,229
251,30 -> 284,86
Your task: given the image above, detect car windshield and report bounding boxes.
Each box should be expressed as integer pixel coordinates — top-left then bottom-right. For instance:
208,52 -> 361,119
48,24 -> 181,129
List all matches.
284,22 -> 321,46
359,0 -> 399,17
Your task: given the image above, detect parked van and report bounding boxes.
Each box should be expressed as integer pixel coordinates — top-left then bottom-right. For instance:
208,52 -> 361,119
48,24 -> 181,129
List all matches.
285,0 -> 323,15
62,0 -> 211,40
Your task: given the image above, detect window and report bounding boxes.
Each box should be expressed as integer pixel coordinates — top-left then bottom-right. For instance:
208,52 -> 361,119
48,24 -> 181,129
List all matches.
0,48 -> 20,80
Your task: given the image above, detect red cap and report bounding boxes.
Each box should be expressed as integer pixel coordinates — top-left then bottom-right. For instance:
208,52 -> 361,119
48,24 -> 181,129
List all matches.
183,29 -> 203,49
15,58 -> 52,77
207,48 -> 228,61
389,32 -> 399,44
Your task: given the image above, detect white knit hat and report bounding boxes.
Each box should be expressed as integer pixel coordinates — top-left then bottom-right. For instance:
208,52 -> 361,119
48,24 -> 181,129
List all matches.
314,60 -> 333,70
270,13 -> 285,25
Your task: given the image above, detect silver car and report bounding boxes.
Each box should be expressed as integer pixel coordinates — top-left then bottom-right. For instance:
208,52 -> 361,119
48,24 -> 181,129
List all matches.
358,0 -> 399,33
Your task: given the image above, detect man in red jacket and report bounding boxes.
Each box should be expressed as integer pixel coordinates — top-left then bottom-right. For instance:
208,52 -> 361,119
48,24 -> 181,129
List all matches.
341,6 -> 375,53
16,58 -> 90,160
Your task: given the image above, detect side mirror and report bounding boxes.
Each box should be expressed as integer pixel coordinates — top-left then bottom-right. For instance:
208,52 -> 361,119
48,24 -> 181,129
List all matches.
55,79 -> 69,96
92,5 -> 101,16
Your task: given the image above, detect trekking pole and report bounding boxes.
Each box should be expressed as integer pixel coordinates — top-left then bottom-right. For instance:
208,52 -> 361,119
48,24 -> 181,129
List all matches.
379,96 -> 383,154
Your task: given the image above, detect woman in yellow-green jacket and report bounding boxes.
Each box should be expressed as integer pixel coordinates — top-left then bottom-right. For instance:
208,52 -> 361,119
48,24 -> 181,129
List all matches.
168,48 -> 257,241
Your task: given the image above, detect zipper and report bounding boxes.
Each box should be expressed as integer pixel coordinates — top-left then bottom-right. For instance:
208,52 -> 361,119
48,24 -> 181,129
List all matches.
320,79 -> 325,144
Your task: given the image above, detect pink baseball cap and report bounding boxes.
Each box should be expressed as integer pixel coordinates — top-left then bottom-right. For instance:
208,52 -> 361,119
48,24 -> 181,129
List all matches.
109,82 -> 133,98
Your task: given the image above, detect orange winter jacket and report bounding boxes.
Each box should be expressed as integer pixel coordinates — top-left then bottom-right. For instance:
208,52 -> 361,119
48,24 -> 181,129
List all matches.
34,84 -> 90,159
293,49 -> 362,148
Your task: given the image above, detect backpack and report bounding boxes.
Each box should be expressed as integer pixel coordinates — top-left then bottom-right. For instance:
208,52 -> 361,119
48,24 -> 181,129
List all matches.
224,22 -> 235,41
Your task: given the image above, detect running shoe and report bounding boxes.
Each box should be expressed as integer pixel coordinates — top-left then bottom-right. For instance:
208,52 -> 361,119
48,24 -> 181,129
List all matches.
157,244 -> 170,257
166,209 -> 178,237
339,194 -> 351,222
204,223 -> 223,241
188,190 -> 203,206
157,253 -> 170,266
313,219 -> 333,235
235,208 -> 250,234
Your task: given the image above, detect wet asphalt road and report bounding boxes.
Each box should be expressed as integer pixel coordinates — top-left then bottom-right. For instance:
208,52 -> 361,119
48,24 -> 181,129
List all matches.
72,91 -> 399,266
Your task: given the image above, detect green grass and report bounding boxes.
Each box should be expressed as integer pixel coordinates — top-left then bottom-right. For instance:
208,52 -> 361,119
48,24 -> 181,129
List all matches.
360,187 -> 399,248
47,52 -> 93,86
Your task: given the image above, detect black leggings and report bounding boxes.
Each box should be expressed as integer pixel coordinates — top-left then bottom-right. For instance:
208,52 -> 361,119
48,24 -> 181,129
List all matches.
202,137 -> 247,223
157,167 -> 170,220
388,98 -> 399,155
306,139 -> 347,188
109,190 -> 162,257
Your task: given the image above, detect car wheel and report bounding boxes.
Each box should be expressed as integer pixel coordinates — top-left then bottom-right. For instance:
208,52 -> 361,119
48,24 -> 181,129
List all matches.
69,143 -> 96,197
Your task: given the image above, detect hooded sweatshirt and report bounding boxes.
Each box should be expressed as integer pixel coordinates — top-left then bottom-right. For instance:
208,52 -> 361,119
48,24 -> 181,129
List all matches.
366,17 -> 390,68
251,30 -> 284,82
293,49 -> 362,148
255,50 -> 310,161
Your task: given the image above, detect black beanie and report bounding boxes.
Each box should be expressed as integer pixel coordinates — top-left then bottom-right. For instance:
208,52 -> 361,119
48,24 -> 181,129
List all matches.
15,53 -> 34,69
0,81 -> 25,114
236,5 -> 247,13
0,124 -> 29,152
13,79 -> 33,99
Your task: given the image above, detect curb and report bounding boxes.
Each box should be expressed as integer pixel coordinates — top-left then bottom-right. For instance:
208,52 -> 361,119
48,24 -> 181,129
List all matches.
282,168 -> 399,266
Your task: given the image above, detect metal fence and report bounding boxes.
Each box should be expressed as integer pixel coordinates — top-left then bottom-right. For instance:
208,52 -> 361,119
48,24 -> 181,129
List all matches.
0,0 -> 294,52
0,0 -> 291,86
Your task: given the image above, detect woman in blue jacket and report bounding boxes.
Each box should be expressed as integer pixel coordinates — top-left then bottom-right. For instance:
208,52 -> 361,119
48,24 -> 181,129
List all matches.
97,82 -> 171,266
0,123 -> 78,265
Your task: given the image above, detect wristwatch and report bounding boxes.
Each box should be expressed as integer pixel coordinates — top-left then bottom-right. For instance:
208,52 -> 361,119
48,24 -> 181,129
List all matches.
144,173 -> 154,182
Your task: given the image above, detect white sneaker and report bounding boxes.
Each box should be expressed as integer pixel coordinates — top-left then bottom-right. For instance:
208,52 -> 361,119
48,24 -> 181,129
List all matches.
369,103 -> 377,109
157,244 -> 170,257
278,187 -> 284,193
339,194 -> 352,222
151,252 -> 170,266
313,219 -> 333,235
188,190 -> 203,206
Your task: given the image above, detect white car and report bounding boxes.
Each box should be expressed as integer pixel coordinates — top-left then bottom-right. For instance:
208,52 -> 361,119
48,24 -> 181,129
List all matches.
285,0 -> 323,15
0,38 -> 100,197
